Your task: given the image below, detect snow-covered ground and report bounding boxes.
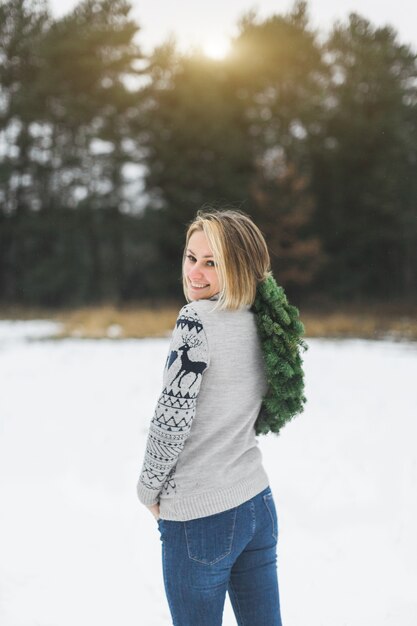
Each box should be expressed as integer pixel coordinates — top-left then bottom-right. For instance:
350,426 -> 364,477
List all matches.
0,321 -> 416,626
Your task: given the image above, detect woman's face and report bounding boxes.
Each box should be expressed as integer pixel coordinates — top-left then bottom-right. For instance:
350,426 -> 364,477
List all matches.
184,230 -> 220,300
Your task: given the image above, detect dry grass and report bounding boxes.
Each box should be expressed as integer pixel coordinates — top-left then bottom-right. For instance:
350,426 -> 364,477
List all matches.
0,303 -> 180,339
302,310 -> 417,341
54,305 -> 181,339
0,302 -> 416,341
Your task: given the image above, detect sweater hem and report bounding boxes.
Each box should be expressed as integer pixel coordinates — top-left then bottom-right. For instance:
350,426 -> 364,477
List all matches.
158,467 -> 270,521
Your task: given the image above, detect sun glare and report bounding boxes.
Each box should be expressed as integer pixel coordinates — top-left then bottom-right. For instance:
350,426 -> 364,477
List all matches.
202,36 -> 231,60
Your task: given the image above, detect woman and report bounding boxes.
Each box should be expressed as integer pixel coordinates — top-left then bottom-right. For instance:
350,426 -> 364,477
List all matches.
137,208 -> 306,626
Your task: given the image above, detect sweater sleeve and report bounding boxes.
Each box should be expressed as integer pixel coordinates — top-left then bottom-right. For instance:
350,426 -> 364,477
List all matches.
136,304 -> 210,506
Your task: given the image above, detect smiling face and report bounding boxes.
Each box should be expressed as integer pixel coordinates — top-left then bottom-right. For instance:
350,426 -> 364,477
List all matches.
183,230 -> 220,301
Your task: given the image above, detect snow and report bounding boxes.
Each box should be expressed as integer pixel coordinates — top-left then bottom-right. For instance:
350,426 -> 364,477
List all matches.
0,322 -> 416,626
0,319 -> 63,342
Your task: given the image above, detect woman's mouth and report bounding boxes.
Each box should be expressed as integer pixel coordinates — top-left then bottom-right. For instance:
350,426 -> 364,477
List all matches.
189,281 -> 209,290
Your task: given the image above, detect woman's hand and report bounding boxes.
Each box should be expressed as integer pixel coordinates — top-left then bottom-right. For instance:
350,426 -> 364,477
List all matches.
147,502 -> 160,521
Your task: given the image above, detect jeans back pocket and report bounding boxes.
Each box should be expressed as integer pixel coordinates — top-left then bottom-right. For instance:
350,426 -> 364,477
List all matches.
184,507 -> 237,565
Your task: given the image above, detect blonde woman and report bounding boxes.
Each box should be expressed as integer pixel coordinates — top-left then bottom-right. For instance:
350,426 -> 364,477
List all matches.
137,208 -> 300,625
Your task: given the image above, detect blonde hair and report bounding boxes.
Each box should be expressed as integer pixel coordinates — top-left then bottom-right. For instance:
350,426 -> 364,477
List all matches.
182,208 -> 272,311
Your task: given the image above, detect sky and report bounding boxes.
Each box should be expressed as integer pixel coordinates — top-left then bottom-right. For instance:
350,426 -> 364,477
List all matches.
49,0 -> 417,57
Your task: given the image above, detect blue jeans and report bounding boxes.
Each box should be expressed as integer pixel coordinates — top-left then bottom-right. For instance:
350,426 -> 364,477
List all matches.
157,485 -> 282,626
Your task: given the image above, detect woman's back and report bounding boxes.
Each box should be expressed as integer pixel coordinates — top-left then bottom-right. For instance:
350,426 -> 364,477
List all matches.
157,296 -> 270,521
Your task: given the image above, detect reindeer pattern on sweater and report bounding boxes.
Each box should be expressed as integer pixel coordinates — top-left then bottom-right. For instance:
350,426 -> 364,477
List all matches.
137,304 -> 210,503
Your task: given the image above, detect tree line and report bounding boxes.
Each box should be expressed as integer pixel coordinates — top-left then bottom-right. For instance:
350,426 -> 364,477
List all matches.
1,0 -> 416,307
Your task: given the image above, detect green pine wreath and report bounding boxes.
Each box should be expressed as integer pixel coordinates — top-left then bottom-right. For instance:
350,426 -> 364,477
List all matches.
251,274 -> 308,436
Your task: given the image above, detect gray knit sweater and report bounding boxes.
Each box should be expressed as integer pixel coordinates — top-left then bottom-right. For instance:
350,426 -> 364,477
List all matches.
136,294 -> 270,521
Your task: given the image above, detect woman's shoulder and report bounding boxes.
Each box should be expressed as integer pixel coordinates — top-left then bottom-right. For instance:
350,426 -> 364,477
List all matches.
178,298 -> 253,330
178,296 -> 219,316
174,298 -> 225,337
173,302 -> 211,337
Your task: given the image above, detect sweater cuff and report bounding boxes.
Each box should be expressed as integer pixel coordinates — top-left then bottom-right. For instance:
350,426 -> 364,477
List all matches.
136,481 -> 160,506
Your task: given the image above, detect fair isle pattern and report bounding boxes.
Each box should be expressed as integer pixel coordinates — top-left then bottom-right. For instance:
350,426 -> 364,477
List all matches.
137,305 -> 209,502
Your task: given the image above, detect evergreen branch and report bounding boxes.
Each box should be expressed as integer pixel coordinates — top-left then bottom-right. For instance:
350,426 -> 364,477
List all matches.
251,274 -> 308,436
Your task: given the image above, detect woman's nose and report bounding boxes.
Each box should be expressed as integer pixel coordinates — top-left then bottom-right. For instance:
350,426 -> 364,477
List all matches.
189,263 -> 204,275
189,261 -> 203,276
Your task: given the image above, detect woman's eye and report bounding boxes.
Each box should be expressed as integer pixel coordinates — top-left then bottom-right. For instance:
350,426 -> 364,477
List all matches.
186,255 -> 215,267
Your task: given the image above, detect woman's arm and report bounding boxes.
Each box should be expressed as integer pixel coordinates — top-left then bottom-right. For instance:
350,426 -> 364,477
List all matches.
136,304 -> 210,510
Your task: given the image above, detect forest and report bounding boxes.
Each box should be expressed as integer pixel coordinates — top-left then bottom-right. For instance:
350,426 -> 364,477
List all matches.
1,0 -> 416,309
